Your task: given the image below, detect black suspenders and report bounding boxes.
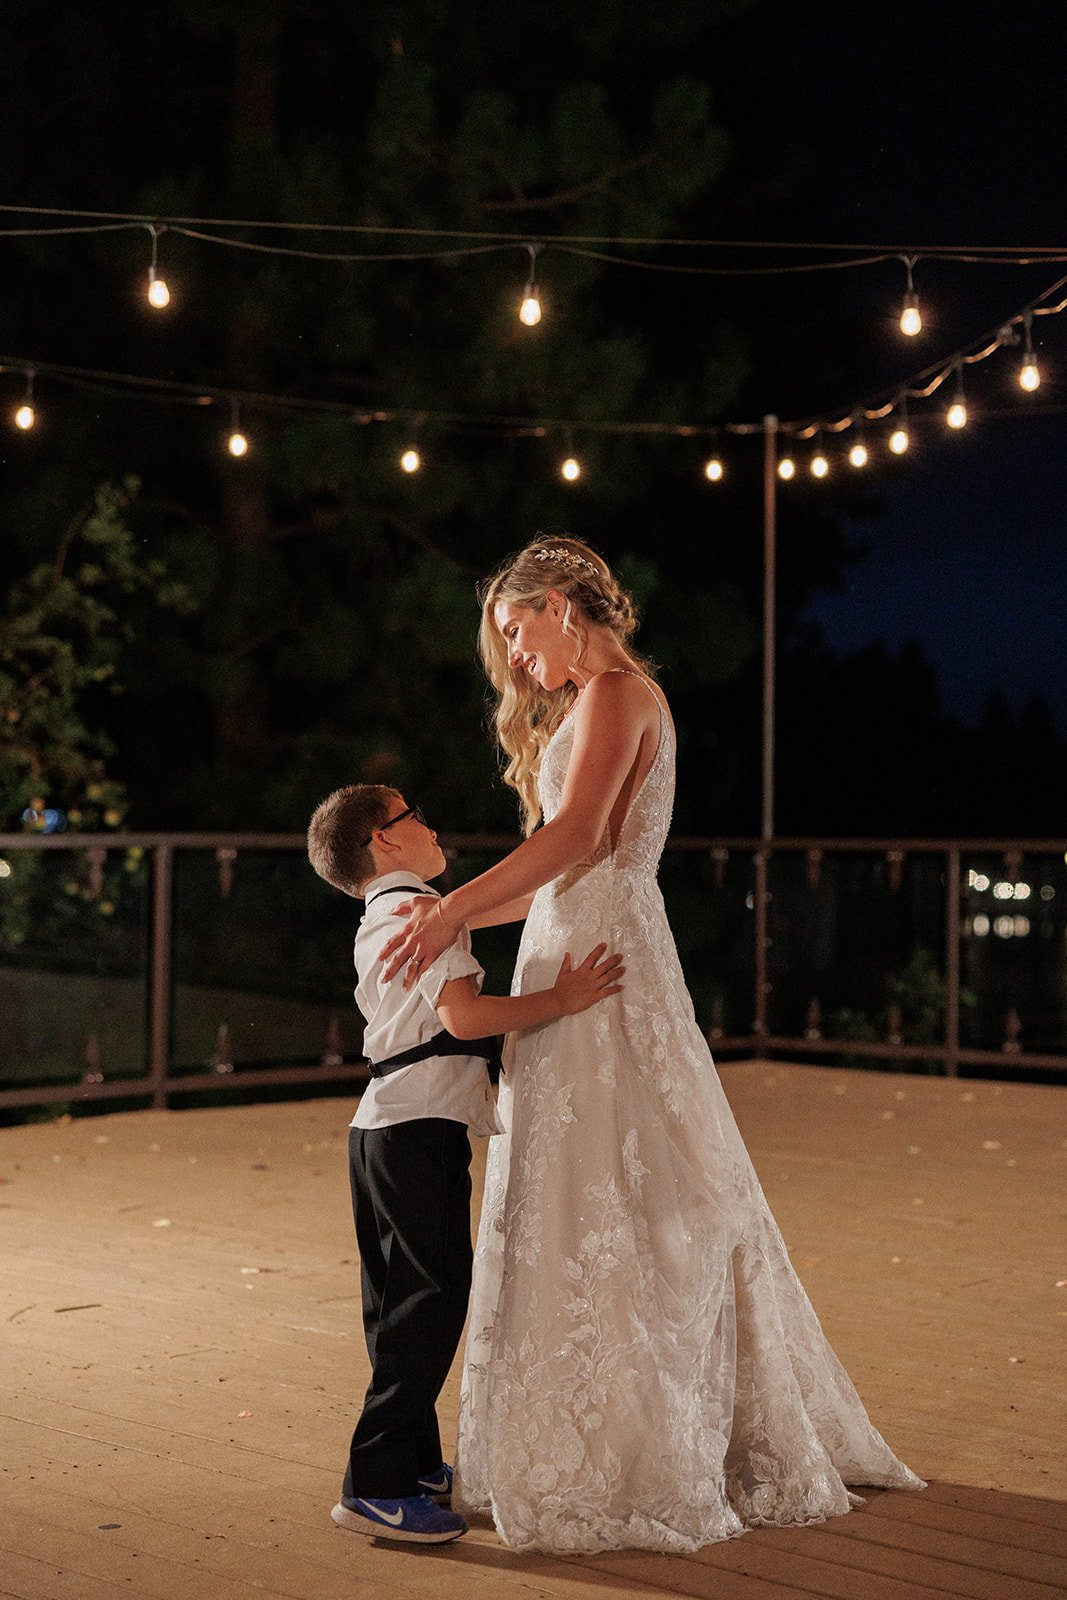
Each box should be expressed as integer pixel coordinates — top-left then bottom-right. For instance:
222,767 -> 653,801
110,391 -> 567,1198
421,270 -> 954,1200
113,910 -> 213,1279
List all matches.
363,886 -> 502,1078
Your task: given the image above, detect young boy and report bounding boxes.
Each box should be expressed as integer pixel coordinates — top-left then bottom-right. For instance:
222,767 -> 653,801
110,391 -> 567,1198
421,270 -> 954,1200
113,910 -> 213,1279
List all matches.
307,783 -> 623,1545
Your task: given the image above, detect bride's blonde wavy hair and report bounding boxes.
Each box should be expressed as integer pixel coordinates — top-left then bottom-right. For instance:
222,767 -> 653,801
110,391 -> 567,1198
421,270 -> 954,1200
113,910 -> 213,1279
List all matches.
478,536 -> 654,834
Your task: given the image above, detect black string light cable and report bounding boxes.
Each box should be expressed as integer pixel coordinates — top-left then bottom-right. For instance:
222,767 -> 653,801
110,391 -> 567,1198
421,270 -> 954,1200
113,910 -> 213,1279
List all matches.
2,203 -> 1067,273
5,201 -> 1067,352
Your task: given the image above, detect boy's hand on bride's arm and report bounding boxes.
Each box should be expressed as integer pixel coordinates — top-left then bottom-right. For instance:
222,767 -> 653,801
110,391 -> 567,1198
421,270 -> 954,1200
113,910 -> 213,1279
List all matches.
552,943 -> 625,1016
379,897 -> 458,987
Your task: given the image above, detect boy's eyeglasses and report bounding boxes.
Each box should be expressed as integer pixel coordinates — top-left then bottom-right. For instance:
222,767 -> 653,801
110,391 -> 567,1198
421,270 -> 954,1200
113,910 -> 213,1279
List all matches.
360,804 -> 427,847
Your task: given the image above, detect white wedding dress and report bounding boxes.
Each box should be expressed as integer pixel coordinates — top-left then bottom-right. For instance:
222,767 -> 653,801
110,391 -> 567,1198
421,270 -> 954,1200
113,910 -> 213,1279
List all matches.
454,682 -> 923,1552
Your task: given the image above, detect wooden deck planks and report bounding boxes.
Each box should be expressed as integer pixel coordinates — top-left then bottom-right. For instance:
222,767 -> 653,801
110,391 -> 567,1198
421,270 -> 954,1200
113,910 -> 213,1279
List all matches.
2,1061 -> 1065,1600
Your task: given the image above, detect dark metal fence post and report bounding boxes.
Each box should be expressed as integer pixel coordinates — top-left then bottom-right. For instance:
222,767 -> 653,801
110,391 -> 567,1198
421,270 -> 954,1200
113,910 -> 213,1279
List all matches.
944,847 -> 961,1077
149,843 -> 173,1108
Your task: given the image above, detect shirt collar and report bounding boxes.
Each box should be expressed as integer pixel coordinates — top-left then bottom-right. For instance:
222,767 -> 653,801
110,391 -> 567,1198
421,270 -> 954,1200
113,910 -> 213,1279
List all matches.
360,869 -> 439,916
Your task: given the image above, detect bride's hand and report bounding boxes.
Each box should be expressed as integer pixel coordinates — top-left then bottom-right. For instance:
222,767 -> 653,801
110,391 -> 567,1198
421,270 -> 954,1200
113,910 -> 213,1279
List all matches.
379,896 -> 458,987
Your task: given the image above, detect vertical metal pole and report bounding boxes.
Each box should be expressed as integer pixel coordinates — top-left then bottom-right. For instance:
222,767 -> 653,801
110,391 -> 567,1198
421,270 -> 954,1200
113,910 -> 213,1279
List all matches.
944,847 -> 961,1076
754,416 -> 777,1045
762,415 -> 777,844
149,843 -> 173,1109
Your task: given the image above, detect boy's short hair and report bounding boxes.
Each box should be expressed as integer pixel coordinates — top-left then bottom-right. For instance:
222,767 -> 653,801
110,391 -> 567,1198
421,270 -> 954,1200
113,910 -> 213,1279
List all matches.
307,784 -> 400,896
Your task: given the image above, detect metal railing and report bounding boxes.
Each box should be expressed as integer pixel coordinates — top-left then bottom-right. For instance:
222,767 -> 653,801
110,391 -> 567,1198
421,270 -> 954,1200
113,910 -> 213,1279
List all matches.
1,831 -> 1064,1111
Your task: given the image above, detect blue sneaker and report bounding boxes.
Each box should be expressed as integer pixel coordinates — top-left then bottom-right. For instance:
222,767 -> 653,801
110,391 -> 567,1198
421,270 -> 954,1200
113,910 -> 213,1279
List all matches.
417,1463 -> 453,1502
331,1493 -> 467,1544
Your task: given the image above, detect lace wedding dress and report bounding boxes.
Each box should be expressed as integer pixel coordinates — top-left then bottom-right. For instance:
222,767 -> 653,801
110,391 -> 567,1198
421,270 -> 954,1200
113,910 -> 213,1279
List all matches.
454,682 -> 923,1552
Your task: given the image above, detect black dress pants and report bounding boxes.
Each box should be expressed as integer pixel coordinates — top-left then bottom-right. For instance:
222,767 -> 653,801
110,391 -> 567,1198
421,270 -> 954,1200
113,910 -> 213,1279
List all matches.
343,1117 -> 474,1499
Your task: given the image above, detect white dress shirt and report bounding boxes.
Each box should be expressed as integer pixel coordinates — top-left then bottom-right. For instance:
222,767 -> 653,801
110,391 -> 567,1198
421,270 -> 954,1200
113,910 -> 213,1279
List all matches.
350,870 -> 504,1136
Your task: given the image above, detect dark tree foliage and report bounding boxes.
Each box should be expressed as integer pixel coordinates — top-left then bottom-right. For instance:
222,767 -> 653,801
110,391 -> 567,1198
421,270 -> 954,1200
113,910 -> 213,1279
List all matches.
0,0 -> 777,833
4,2 -> 1059,838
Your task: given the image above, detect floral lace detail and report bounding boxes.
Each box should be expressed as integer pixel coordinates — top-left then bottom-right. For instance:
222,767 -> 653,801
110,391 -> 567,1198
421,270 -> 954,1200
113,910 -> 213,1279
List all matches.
454,690 -> 923,1552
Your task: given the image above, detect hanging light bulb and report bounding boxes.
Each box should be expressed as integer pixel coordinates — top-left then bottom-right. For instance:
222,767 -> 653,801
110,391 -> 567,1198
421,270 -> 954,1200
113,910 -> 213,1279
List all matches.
848,440 -> 869,468
900,299 -> 921,337
147,270 -> 171,309
704,457 -> 724,482
400,447 -> 421,473
899,257 -> 922,336
226,399 -> 249,457
810,451 -> 829,478
946,366 -> 967,428
145,224 -> 171,309
889,426 -> 909,454
560,455 -> 581,482
519,243 -> 543,326
12,370 -> 35,430
1019,315 -> 1040,391
777,456 -> 796,480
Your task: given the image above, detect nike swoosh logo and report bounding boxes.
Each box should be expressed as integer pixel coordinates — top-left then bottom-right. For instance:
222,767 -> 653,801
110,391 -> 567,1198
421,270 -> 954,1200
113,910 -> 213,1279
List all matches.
357,1500 -> 405,1526
420,1475 -> 449,1493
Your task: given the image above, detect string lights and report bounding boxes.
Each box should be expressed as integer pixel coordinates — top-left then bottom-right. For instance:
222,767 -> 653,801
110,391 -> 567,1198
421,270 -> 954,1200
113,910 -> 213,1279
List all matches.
1018,315 -> 1040,391
899,257 -> 922,337
519,243 -> 543,327
6,204 -> 1067,348
3,267 -> 1066,486
888,400 -> 910,454
226,399 -> 249,457
12,370 -> 35,430
945,364 -> 968,429
145,224 -> 171,310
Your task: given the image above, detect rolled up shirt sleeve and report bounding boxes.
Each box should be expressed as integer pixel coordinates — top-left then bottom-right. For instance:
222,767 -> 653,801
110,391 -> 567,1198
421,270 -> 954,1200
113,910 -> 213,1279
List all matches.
417,939 -> 484,1011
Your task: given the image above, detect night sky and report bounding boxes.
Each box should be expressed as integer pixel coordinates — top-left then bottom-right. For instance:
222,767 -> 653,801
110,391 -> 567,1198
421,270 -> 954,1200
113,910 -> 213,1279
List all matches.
771,0 -> 1067,732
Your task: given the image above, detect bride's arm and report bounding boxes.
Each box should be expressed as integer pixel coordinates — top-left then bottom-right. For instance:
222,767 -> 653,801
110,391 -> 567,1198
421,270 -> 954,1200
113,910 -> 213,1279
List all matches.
380,674 -> 650,981
467,892 -> 535,929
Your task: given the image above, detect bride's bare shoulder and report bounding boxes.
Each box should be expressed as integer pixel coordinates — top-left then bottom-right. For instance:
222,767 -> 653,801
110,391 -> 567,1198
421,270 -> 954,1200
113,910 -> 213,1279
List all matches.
577,670 -> 665,725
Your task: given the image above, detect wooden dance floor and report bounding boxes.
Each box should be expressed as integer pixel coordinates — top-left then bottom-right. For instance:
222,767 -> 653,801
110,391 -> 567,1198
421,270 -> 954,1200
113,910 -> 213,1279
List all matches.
2,1061 -> 1064,1600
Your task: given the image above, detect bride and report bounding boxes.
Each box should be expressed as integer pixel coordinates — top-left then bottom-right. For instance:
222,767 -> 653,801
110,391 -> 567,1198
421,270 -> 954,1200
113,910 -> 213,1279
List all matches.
380,536 -> 923,1552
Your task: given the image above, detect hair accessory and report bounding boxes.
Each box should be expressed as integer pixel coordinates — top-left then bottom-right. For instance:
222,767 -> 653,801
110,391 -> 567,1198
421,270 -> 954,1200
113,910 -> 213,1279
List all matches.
532,546 -> 599,574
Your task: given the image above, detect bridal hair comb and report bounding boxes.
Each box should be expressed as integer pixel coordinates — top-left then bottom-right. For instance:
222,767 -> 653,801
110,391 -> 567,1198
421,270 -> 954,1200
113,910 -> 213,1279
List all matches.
532,546 -> 599,574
